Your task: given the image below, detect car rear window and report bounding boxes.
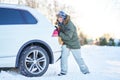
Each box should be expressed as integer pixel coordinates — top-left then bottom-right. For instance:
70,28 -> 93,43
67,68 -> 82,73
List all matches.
0,8 -> 37,25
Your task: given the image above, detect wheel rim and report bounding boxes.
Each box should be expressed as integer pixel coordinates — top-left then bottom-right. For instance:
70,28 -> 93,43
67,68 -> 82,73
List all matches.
25,50 -> 47,74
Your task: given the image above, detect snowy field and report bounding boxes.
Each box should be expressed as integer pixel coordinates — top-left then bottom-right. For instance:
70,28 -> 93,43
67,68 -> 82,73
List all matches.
0,45 -> 120,80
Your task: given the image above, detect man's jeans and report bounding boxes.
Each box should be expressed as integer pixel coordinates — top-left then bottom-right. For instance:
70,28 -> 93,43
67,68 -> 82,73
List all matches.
60,45 -> 89,74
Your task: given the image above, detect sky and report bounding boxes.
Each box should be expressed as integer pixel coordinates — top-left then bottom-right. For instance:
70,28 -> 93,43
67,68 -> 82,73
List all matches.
1,0 -> 120,38
58,0 -> 120,39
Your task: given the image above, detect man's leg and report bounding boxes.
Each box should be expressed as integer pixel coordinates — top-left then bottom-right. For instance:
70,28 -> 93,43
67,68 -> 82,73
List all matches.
59,45 -> 70,75
71,49 -> 89,74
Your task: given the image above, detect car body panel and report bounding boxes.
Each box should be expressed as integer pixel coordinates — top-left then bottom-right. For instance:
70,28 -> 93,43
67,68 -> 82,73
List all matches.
0,4 -> 61,67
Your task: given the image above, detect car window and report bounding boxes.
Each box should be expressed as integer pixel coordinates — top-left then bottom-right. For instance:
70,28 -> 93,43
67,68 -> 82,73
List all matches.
21,10 -> 38,24
0,8 -> 37,25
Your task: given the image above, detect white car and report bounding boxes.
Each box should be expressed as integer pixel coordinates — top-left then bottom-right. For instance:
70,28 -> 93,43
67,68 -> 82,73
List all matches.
0,4 -> 61,77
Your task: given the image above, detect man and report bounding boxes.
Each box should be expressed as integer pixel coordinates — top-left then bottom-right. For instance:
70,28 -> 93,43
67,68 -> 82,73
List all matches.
55,11 -> 90,76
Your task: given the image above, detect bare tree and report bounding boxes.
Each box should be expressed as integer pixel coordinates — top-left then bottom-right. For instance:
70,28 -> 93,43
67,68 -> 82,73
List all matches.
18,0 -> 23,5
25,0 -> 39,8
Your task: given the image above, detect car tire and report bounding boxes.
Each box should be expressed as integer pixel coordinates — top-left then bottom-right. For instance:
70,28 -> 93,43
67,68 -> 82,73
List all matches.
19,46 -> 49,77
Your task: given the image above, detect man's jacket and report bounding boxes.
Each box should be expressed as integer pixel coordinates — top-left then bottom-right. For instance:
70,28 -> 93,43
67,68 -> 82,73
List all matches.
58,15 -> 81,49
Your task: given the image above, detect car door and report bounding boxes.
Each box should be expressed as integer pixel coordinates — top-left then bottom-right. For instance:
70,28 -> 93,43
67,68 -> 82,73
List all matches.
0,7 -> 38,67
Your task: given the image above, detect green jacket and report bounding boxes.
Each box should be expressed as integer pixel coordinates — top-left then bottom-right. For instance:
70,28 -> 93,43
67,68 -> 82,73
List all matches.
58,15 -> 81,49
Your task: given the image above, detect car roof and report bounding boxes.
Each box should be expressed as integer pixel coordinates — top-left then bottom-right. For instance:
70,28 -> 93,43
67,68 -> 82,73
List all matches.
0,3 -> 33,11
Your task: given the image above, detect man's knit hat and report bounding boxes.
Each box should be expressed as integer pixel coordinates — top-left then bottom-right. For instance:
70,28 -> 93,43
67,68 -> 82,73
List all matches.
57,11 -> 67,19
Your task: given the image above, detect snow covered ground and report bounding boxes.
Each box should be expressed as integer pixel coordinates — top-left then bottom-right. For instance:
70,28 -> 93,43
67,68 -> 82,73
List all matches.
0,45 -> 120,80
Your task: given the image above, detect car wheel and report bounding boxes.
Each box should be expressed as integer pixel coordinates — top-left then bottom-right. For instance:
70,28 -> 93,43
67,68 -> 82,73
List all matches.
19,46 -> 49,77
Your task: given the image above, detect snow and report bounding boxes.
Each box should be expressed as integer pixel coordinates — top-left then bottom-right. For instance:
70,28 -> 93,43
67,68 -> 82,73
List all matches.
0,45 -> 120,80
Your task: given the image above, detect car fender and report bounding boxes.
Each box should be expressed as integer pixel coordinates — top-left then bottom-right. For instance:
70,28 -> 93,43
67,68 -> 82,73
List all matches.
15,39 -> 54,67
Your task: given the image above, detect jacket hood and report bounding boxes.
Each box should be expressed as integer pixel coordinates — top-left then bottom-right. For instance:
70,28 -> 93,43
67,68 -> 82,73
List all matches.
63,15 -> 70,25
55,15 -> 70,25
